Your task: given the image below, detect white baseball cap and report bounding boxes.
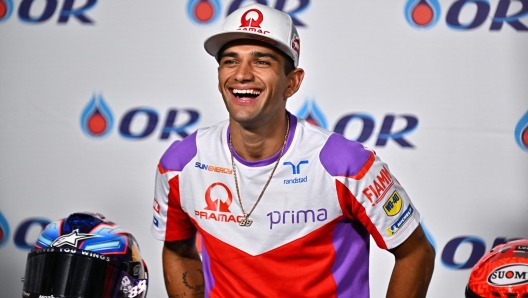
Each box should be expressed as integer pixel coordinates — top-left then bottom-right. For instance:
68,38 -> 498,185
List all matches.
204,3 -> 300,67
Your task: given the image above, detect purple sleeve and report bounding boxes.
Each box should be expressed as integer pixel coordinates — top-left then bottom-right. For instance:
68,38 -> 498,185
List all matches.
319,133 -> 371,176
160,131 -> 198,171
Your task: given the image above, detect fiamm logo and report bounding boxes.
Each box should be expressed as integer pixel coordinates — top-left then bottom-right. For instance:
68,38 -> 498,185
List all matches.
515,110 -> 528,152
0,0 -> 97,24
187,0 -> 310,27
405,0 -> 528,31
80,93 -> 200,141
295,99 -> 419,148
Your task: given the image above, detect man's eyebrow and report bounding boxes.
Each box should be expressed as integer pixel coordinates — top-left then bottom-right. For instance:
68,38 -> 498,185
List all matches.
219,51 -> 238,59
251,51 -> 279,62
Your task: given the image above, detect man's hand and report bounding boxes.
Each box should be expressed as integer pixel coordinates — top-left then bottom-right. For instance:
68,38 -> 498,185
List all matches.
163,236 -> 205,298
387,224 -> 435,298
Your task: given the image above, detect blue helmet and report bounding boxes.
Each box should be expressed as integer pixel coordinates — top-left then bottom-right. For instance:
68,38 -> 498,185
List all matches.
22,212 -> 148,298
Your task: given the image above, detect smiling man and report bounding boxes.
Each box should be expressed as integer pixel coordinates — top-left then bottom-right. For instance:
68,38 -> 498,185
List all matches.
151,3 -> 435,297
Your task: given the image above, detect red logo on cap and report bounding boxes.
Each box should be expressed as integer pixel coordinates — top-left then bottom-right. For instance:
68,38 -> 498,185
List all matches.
292,36 -> 300,57
240,8 -> 263,28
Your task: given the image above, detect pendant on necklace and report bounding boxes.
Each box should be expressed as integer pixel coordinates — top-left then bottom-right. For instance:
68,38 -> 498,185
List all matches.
239,214 -> 253,227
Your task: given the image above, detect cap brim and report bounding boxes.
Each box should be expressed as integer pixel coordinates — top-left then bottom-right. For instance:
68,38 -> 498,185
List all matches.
204,31 -> 296,66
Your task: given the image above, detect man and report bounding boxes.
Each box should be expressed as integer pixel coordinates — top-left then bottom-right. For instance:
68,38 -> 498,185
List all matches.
151,3 -> 435,297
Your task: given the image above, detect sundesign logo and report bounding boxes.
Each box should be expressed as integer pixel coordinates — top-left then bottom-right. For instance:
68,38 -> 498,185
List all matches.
383,191 -> 402,216
267,208 -> 328,230
187,0 -> 221,24
80,93 -> 200,141
387,204 -> 413,236
0,0 -> 97,24
195,162 -> 233,174
515,110 -> 528,152
81,94 -> 114,138
488,264 -> 528,286
195,182 -> 244,223
405,0 -> 528,31
362,166 -> 394,206
405,0 -> 441,29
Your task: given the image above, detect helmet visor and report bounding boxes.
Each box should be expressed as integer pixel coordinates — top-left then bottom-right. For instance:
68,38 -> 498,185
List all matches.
22,249 -> 146,298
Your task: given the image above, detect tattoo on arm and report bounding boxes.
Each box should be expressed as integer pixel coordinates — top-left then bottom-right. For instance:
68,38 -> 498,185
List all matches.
182,269 -> 205,295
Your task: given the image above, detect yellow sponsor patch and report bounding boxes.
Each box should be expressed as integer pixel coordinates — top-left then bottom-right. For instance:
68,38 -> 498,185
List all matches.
383,191 -> 402,216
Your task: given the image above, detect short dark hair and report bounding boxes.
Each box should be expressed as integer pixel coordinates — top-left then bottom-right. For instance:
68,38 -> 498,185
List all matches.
217,40 -> 296,76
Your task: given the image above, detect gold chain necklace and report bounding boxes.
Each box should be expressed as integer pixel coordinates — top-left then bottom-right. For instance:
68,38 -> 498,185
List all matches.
229,114 -> 290,227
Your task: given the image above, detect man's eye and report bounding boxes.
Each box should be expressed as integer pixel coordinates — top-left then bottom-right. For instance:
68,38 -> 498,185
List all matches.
222,59 -> 237,65
256,60 -> 271,65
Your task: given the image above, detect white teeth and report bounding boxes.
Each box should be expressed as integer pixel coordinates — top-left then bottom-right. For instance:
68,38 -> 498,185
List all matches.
232,89 -> 261,95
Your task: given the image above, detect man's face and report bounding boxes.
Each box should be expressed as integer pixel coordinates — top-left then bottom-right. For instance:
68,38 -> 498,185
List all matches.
217,40 -> 300,127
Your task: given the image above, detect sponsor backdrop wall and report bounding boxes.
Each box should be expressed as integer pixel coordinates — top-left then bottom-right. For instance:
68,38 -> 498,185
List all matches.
1,0 -> 527,297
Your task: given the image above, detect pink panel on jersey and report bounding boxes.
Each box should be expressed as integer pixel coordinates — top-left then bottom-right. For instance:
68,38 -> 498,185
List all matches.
194,218 -> 341,297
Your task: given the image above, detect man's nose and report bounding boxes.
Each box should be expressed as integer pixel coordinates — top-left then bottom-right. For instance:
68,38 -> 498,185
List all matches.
234,61 -> 254,82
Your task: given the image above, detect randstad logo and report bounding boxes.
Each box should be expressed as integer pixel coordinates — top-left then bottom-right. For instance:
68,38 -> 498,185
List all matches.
515,110 -> 528,152
296,99 -> 419,148
195,182 -> 244,224
0,0 -> 97,24
283,160 -> 308,185
80,93 -> 200,141
405,0 -> 528,31
186,0 -> 309,27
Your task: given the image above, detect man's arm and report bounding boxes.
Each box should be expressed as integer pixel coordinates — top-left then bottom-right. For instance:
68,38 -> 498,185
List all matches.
386,224 -> 435,298
162,236 -> 205,298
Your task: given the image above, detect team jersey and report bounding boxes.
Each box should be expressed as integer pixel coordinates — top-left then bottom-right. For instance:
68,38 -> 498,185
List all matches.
151,113 -> 420,297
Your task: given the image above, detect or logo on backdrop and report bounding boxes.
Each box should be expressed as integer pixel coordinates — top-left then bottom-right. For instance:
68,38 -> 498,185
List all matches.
187,0 -> 221,24
0,211 -> 10,249
295,99 -> 419,148
0,0 -> 98,24
405,0 -> 528,31
515,110 -> 528,152
187,0 -> 310,27
0,217 -> 51,250
80,93 -> 201,141
81,94 -> 114,138
0,0 -> 13,22
441,236 -> 523,269
405,0 -> 441,29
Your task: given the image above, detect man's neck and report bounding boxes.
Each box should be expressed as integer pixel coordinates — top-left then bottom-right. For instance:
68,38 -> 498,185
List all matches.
229,113 -> 289,162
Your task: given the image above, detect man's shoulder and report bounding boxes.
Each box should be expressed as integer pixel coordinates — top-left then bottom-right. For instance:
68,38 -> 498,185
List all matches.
159,121 -> 227,171
319,132 -> 374,178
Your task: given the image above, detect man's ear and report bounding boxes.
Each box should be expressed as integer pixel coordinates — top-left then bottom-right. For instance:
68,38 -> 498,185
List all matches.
284,68 -> 305,99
